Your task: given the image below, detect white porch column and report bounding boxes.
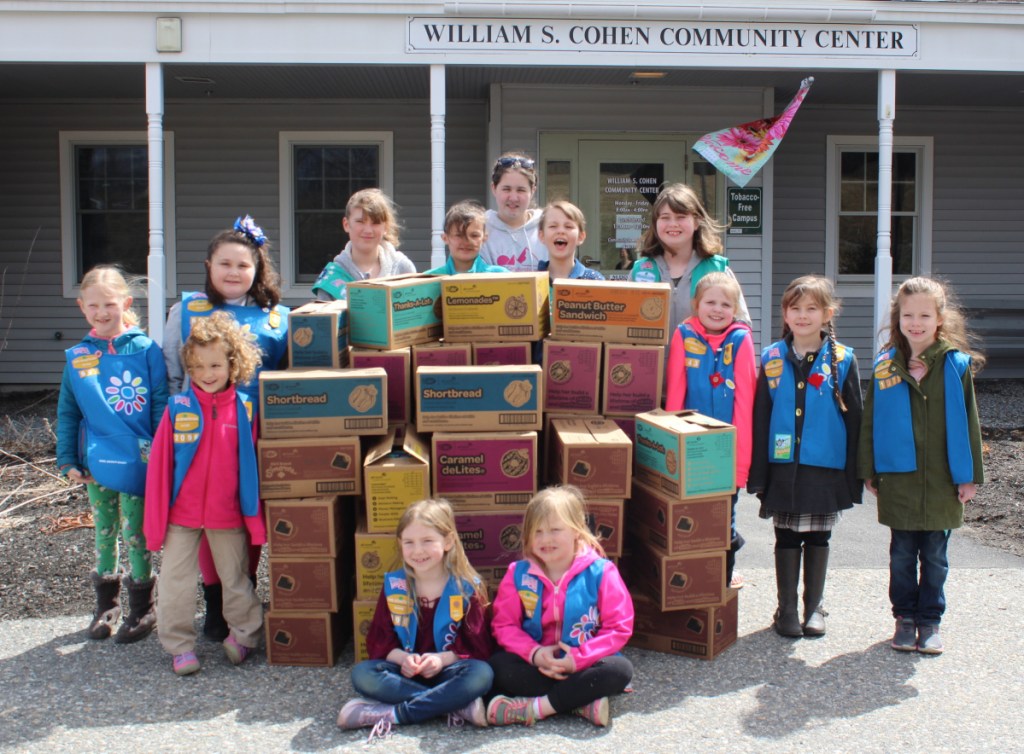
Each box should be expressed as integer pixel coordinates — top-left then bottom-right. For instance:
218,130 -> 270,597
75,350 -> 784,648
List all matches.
145,63 -> 166,343
430,64 -> 446,269
874,70 -> 896,348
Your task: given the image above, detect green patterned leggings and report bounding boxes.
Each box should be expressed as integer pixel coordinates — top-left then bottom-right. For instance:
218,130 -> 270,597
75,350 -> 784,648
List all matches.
87,483 -> 152,580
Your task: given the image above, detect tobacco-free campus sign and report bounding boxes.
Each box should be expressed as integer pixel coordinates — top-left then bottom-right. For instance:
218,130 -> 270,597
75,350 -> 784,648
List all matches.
407,18 -> 918,57
728,188 -> 762,235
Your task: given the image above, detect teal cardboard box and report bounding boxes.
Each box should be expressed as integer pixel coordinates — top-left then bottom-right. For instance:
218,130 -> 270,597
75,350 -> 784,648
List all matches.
634,409 -> 736,500
288,299 -> 349,368
347,274 -> 443,350
416,365 -> 543,433
259,368 -> 388,439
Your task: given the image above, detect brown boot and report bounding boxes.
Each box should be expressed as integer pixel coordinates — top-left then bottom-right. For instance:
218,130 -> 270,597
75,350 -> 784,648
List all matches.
88,571 -> 122,640
114,576 -> 157,644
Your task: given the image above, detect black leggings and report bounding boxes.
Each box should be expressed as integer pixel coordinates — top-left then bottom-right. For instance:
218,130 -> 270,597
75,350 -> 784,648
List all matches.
488,650 -> 633,713
775,527 -> 831,550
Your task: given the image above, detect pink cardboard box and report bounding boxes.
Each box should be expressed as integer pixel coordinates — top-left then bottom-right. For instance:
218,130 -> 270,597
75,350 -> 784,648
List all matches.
455,510 -> 526,567
432,432 -> 538,508
412,341 -> 471,370
542,340 -> 602,415
349,347 -> 411,425
602,343 -> 664,417
473,342 -> 532,366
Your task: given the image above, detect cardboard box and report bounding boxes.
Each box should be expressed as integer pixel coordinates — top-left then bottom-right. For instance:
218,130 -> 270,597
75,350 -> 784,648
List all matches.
416,365 -> 543,433
441,273 -> 550,342
363,426 -> 431,534
629,589 -> 738,660
350,347 -> 412,425
551,279 -> 672,345
288,299 -> 349,368
265,496 -> 347,557
611,416 -> 636,444
551,417 -> 632,498
259,368 -> 387,438
626,538 -> 727,611
455,509 -> 526,568
634,410 -> 736,500
412,341 -> 471,370
432,431 -> 537,508
258,437 -> 361,499
542,340 -> 602,415
269,557 -> 340,612
354,521 -> 401,600
474,565 -> 510,595
266,611 -> 346,667
542,412 -> 601,485
630,482 -> 732,554
347,273 -> 443,350
473,342 -> 532,366
602,343 -> 665,416
586,498 -> 625,558
352,599 -> 378,663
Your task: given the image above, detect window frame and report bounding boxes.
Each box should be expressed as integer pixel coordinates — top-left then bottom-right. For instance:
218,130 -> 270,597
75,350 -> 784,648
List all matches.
278,131 -> 394,297
59,131 -> 177,298
825,134 -> 933,297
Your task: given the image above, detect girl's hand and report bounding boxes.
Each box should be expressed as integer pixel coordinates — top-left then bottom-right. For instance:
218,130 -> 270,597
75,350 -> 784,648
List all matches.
864,478 -> 878,496
533,645 -> 570,680
958,482 -> 977,505
66,469 -> 94,485
400,653 -> 423,678
418,653 -> 444,679
549,642 -> 577,675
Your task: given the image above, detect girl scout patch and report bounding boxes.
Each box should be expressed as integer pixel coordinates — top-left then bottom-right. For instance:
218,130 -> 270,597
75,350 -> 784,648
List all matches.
518,588 -> 539,619
187,298 -> 214,313
267,310 -> 281,329
685,337 -> 707,355
764,358 -> 784,378
773,434 -> 793,461
449,595 -> 464,623
724,343 -> 734,365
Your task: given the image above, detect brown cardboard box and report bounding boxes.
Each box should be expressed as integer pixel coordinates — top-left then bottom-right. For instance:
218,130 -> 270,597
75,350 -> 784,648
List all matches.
412,341 -> 471,370
542,412 -> 601,485
416,365 -> 543,433
602,343 -> 664,416
347,273 -> 444,350
432,431 -> 537,508
349,347 -> 412,425
474,565 -> 510,595
352,599 -> 378,663
363,426 -> 431,534
610,416 -> 636,444
551,417 -> 632,498
441,273 -> 550,342
628,589 -> 738,660
258,437 -> 361,499
455,509 -> 526,568
626,537 -> 727,611
634,410 -> 736,500
542,340 -> 602,415
354,521 -> 401,600
630,482 -> 732,554
288,299 -> 349,369
266,611 -> 345,667
473,342 -> 532,366
259,368 -> 388,438
269,557 -> 341,612
586,498 -> 625,558
265,496 -> 347,557
550,279 -> 672,345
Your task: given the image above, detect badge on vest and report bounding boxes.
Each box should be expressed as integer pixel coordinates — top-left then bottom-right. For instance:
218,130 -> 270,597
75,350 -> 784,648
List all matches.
685,337 -> 707,355
518,588 -> 539,619
764,358 -> 783,378
187,298 -> 214,313
773,433 -> 793,461
387,593 -> 413,629
72,351 -> 101,375
449,595 -> 464,623
723,343 -> 734,366
268,310 -> 281,329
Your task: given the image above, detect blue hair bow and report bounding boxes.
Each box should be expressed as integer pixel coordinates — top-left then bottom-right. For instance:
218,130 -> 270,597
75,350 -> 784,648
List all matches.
233,215 -> 267,247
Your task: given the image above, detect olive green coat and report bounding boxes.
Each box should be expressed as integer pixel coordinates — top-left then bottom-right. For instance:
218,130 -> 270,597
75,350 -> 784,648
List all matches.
858,340 -> 984,531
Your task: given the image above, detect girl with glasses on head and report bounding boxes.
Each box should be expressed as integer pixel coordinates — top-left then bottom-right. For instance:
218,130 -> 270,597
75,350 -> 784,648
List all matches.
479,153 -> 545,272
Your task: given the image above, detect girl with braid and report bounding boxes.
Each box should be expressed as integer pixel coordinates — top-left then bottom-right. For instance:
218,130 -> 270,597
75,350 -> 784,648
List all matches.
747,276 -> 863,638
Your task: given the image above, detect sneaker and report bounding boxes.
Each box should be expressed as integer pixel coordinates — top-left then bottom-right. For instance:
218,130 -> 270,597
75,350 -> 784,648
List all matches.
486,695 -> 535,727
891,617 -> 917,652
172,652 -> 200,676
917,624 -> 944,655
336,698 -> 396,731
449,697 -> 487,728
573,696 -> 610,727
222,635 -> 251,665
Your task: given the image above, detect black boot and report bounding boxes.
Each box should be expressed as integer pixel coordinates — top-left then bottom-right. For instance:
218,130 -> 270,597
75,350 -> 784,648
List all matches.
773,548 -> 803,637
802,545 -> 830,637
88,571 -> 122,640
115,576 -> 157,644
202,583 -> 229,641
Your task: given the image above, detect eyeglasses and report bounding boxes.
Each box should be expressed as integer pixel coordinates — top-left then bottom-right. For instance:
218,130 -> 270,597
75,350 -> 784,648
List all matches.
496,156 -> 535,170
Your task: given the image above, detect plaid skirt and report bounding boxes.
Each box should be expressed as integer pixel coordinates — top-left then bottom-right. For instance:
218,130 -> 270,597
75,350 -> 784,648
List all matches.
759,508 -> 841,532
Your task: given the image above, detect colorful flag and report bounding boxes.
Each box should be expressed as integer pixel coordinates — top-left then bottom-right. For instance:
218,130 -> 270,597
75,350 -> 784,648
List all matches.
693,77 -> 814,188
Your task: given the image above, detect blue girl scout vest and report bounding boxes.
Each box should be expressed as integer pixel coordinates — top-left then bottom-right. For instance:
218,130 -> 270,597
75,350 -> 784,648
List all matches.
631,254 -> 729,297
311,262 -> 355,300
383,571 -> 471,653
761,338 -> 853,470
871,348 -> 974,484
680,322 -> 749,423
167,387 -> 259,516
180,292 -> 288,393
65,340 -> 159,496
513,559 -> 606,647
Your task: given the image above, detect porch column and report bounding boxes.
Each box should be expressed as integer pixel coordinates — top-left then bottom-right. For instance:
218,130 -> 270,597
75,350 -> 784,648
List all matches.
430,64 -> 446,269
145,62 -> 166,344
874,70 -> 896,348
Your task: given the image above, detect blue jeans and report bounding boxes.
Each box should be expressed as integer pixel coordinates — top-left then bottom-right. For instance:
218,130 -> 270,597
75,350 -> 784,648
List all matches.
350,658 -> 493,725
889,529 -> 951,626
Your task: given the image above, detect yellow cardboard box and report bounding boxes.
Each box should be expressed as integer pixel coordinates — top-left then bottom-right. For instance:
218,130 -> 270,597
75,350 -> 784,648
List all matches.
352,599 -> 378,663
441,272 -> 549,342
354,520 -> 400,600
363,426 -> 431,534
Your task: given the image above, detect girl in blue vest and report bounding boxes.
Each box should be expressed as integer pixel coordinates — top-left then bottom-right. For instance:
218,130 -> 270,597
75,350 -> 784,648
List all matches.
338,499 -> 494,740
426,201 -> 508,275
628,183 -> 750,335
57,266 -> 167,643
162,215 -> 288,641
748,275 -> 863,638
665,272 -> 756,589
858,277 -> 984,655
488,486 -> 634,728
312,188 -> 416,300
536,200 -> 605,281
144,312 -> 265,676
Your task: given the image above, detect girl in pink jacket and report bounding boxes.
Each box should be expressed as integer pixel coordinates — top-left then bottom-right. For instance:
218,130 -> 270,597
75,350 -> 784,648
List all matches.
487,486 -> 634,728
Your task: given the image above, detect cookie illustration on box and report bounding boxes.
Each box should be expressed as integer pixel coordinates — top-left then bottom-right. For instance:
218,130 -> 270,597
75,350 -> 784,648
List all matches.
505,294 -> 528,319
331,453 -> 351,470
686,616 -> 704,634
640,297 -> 665,321
676,516 -> 694,532
549,360 -> 572,384
669,572 -> 688,589
349,384 -> 378,412
715,619 -> 724,635
656,509 -> 666,525
503,379 -> 533,407
292,326 -> 314,348
665,449 -> 678,475
570,460 -> 592,479
610,363 -> 633,386
274,519 -> 295,537
595,524 -> 615,540
499,524 -> 522,553
501,449 -> 531,478
359,618 -> 372,638
272,629 -> 294,647
276,574 -> 297,592
361,551 -> 381,571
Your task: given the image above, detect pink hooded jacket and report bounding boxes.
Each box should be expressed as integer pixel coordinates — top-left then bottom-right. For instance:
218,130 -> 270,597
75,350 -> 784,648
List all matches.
491,546 -> 634,672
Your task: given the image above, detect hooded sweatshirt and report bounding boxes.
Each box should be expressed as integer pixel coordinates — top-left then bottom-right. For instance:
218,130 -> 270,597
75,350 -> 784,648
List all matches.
314,241 -> 417,301
479,209 -> 545,272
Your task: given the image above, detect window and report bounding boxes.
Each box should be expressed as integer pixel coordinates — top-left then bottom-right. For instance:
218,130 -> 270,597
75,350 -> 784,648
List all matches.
826,135 -> 932,292
279,132 -> 393,294
60,132 -> 176,297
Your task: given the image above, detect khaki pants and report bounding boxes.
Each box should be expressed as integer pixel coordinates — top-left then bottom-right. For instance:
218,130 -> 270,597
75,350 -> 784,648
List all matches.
157,525 -> 263,656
